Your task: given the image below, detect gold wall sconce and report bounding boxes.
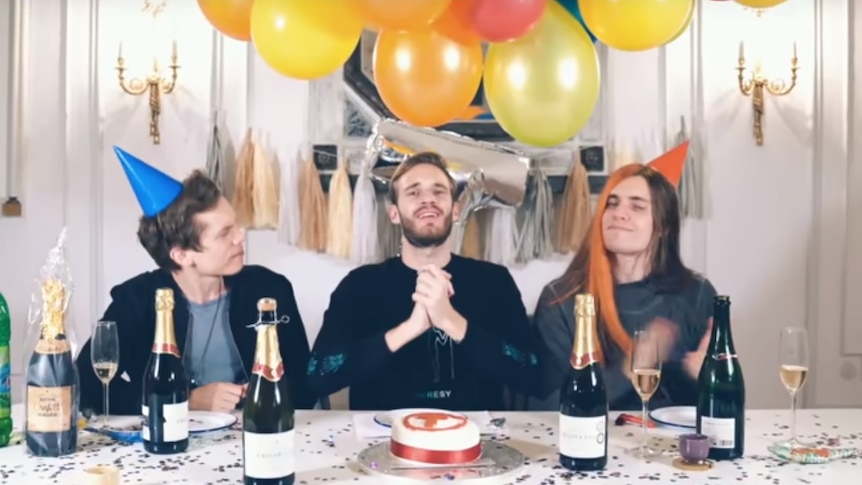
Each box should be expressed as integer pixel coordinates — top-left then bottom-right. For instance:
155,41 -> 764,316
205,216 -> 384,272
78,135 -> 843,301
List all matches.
116,41 -> 180,145
736,41 -> 798,146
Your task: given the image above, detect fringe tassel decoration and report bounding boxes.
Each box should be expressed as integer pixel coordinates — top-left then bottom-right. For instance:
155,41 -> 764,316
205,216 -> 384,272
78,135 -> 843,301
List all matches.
377,192 -> 401,259
232,128 -> 255,228
676,116 -> 704,219
484,206 -> 518,266
298,156 -> 328,252
251,136 -> 279,229
555,152 -> 592,254
277,149 -> 302,247
350,164 -> 379,264
515,167 -> 555,264
205,112 -> 225,192
326,159 -> 354,259
459,212 -> 483,259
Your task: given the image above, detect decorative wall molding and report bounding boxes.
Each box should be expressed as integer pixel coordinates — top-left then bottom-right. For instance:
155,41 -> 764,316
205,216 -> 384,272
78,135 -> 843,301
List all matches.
0,0 -> 25,206
807,0 -> 852,407
64,0 -> 103,341
0,0 -> 11,200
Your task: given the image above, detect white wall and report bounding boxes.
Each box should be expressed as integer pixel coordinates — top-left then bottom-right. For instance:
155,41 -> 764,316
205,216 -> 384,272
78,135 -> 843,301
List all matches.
0,0 -> 856,410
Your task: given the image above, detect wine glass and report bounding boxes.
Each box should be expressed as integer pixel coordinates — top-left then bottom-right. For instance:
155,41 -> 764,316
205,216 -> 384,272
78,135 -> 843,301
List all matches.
628,329 -> 663,459
778,326 -> 811,447
90,320 -> 119,427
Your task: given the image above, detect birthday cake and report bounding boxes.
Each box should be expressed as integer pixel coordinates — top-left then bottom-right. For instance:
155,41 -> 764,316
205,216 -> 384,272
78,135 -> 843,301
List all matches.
390,411 -> 482,465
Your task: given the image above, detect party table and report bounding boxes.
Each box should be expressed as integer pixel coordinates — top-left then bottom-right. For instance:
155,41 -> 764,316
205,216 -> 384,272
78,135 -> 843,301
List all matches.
0,405 -> 857,484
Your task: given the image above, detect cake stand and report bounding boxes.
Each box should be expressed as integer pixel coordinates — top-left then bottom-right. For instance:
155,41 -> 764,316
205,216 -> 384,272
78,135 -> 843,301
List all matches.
356,439 -> 525,483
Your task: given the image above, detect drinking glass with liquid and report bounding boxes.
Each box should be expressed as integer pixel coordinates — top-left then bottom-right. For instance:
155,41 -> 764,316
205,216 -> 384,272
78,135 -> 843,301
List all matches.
629,329 -> 662,459
90,320 -> 119,428
778,326 -> 812,447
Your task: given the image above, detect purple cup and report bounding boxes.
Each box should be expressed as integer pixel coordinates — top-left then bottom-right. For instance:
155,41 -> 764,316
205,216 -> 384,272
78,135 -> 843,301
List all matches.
679,433 -> 710,462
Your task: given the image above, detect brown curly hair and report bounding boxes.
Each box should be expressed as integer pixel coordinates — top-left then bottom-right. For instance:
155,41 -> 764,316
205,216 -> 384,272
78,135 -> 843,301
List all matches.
137,170 -> 221,271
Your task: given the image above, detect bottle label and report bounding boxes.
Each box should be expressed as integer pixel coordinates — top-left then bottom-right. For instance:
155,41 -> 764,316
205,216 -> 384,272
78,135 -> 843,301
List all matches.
570,352 -> 599,370
0,345 -> 10,414
26,386 -> 72,432
35,339 -> 70,355
151,343 -> 180,358
243,429 -> 296,478
142,401 -> 189,442
559,414 -> 606,459
700,416 -> 735,449
251,361 -> 285,382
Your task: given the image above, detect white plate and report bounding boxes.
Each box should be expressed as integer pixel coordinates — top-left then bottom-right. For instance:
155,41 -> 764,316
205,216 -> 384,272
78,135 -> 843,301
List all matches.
374,408 -> 466,428
188,411 -> 237,433
649,406 -> 696,429
85,411 -> 237,442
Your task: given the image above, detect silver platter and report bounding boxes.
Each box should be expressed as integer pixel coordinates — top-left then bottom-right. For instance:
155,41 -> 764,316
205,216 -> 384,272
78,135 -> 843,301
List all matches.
356,439 -> 525,483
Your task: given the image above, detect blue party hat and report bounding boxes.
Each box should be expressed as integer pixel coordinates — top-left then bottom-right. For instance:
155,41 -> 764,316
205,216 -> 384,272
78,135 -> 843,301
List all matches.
113,146 -> 183,217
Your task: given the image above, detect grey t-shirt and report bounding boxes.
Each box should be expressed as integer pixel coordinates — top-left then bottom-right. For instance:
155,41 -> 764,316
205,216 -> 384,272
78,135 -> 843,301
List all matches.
528,274 -> 716,411
184,291 -> 247,388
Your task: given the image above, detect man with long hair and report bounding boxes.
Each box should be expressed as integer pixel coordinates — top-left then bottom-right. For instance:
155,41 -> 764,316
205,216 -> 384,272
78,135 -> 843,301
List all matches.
307,152 -> 539,410
76,148 -> 317,415
530,143 -> 717,411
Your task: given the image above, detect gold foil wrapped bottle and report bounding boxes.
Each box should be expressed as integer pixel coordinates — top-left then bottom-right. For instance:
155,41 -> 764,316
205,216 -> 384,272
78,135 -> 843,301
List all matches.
24,278 -> 79,457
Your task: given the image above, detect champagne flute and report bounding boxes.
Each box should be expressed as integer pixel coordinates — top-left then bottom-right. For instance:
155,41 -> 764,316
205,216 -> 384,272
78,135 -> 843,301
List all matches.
629,329 -> 663,459
778,326 -> 811,447
90,320 -> 119,428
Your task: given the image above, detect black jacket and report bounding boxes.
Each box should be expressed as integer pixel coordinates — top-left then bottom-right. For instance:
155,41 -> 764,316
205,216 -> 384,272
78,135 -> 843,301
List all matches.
76,265 -> 317,415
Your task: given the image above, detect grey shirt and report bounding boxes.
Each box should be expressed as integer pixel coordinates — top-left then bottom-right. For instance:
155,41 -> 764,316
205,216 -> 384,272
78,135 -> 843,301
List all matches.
528,274 -> 716,411
184,291 -> 247,388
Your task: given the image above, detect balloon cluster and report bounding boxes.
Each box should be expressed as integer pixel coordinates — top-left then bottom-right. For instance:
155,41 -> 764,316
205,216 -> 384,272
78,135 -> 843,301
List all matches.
196,0 -> 787,148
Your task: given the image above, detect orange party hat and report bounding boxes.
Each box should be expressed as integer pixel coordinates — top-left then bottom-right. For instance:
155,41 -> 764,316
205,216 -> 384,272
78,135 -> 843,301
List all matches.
647,141 -> 689,187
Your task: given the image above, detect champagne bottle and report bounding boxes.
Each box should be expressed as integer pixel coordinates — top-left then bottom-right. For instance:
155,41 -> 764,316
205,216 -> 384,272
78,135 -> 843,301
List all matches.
696,295 -> 745,460
142,288 -> 189,454
24,278 -> 79,457
558,293 -> 608,471
243,298 -> 295,485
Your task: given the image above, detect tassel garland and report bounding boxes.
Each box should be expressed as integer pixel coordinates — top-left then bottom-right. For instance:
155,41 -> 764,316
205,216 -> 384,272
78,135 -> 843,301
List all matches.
298,156 -> 328,252
251,138 -> 279,229
484,206 -> 518,266
277,150 -> 302,246
326,160 -> 354,259
515,167 -> 554,264
232,128 -> 255,228
676,116 -> 704,219
350,163 -> 379,264
205,113 -> 225,192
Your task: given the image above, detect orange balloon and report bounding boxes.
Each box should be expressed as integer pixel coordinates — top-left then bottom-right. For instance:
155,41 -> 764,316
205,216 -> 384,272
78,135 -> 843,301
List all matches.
432,0 -> 481,45
373,29 -> 483,127
353,0 -> 453,31
197,0 -> 253,41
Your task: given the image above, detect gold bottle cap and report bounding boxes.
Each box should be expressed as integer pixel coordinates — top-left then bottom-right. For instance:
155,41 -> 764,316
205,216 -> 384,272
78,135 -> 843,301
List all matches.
257,297 -> 277,312
575,293 -> 596,316
155,288 -> 175,311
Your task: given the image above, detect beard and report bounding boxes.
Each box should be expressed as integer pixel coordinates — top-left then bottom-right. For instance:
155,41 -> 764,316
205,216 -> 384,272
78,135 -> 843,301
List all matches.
400,209 -> 454,249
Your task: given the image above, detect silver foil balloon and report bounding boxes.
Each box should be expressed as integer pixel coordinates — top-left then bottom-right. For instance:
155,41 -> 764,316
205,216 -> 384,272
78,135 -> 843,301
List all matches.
362,118 -> 531,210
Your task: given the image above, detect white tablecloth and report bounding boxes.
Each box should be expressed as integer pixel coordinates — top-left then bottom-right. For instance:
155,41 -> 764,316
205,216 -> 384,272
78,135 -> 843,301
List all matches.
0,405 -> 858,484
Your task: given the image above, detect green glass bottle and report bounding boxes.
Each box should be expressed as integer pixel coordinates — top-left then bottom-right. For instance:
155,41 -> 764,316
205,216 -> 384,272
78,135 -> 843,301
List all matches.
0,290 -> 12,447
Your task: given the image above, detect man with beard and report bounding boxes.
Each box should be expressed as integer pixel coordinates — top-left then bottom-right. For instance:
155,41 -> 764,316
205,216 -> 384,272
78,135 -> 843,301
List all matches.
307,152 -> 540,411
76,147 -> 317,416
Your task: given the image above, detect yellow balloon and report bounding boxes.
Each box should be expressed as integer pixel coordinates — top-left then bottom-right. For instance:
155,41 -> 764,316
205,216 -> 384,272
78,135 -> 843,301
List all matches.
734,0 -> 786,8
484,1 -> 600,147
579,0 -> 694,51
667,1 -> 695,44
251,0 -> 363,80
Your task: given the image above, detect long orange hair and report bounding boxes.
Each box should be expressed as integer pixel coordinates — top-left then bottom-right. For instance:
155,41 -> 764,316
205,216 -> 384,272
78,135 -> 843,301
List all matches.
554,163 -> 694,362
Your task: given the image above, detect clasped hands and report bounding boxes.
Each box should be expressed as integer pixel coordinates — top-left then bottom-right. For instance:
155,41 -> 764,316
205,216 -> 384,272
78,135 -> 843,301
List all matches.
409,265 -> 467,342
